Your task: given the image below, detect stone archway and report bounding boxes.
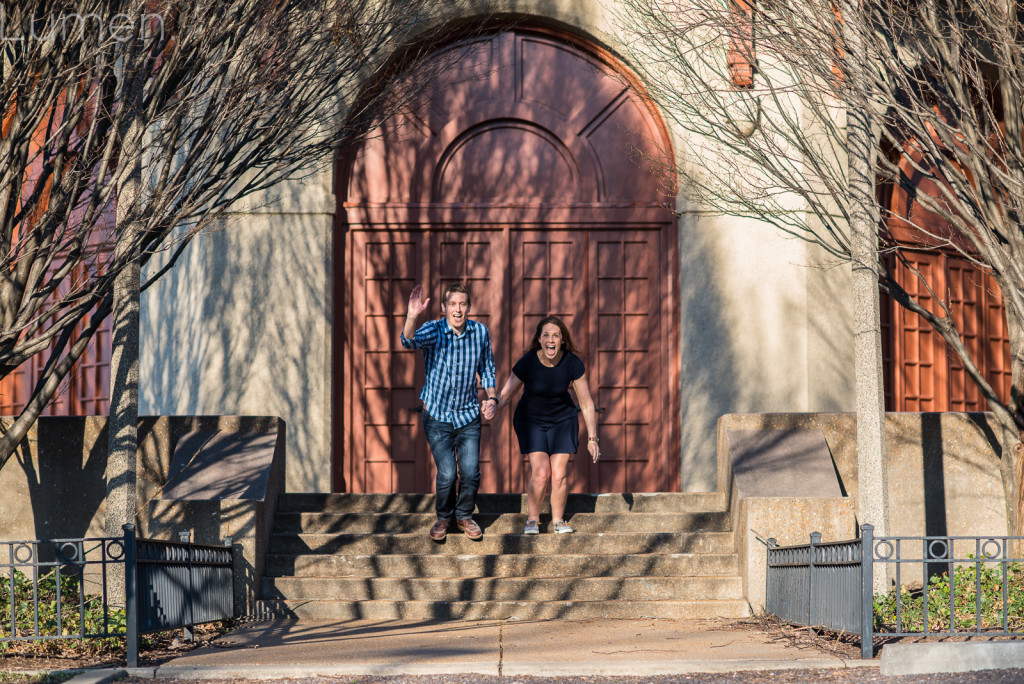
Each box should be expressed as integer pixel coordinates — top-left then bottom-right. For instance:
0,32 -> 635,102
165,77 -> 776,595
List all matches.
335,29 -> 679,493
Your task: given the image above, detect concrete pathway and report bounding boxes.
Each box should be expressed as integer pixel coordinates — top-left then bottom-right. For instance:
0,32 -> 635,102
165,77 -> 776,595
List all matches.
111,617 -> 876,679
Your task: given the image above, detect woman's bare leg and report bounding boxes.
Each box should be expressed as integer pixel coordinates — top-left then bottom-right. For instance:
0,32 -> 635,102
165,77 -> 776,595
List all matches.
549,453 -> 571,522
526,452 -> 551,522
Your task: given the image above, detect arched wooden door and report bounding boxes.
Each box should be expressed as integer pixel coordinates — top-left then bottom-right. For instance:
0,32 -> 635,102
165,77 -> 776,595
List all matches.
336,29 -> 679,493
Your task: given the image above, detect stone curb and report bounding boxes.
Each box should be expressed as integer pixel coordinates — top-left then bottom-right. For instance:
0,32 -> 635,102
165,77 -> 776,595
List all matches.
501,660 -> 879,676
145,660 -> 878,679
880,642 -> 1024,676
153,664 -> 499,679
62,667 -> 157,684
62,669 -> 125,684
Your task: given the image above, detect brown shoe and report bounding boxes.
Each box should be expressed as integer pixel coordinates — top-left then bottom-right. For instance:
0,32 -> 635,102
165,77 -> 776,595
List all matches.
457,518 -> 483,540
429,519 -> 450,541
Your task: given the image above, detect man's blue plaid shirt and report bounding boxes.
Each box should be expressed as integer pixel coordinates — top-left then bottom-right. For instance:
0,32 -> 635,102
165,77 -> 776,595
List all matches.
400,318 -> 496,428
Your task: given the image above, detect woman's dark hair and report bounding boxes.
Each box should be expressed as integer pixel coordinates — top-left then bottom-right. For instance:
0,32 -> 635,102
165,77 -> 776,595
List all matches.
527,315 -> 579,355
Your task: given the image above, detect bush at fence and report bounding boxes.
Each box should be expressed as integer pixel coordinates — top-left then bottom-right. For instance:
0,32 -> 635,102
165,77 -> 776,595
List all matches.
873,559 -> 1024,632
1,568 -> 125,653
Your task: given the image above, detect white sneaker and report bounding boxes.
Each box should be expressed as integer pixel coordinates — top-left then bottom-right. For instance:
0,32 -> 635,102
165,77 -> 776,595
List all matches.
524,519 -> 540,535
552,520 -> 574,534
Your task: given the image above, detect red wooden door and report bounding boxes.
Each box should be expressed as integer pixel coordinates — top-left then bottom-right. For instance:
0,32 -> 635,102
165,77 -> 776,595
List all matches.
349,225 -> 675,493
338,29 -> 679,492
885,251 -> 1011,412
349,228 -> 511,493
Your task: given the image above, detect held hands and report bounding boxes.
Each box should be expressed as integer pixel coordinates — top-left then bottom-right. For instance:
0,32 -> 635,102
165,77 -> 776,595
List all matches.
481,398 -> 497,420
588,439 -> 600,463
407,284 -> 430,320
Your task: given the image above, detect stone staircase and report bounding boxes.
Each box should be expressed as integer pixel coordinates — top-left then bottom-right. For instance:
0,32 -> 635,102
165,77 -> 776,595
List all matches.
256,492 -> 752,620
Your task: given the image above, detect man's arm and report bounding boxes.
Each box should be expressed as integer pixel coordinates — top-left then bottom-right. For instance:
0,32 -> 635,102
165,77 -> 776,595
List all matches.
479,326 -> 497,392
478,326 -> 498,419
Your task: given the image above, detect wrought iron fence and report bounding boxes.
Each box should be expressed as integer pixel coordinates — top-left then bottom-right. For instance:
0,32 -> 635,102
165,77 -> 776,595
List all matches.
766,525 -> 1024,658
1,524 -> 234,667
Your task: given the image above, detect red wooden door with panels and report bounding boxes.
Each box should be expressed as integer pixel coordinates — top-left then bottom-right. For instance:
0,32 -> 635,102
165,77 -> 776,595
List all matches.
338,29 -> 679,492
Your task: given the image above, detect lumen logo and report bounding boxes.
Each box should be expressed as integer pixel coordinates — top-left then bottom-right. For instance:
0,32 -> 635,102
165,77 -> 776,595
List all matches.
0,7 -> 165,44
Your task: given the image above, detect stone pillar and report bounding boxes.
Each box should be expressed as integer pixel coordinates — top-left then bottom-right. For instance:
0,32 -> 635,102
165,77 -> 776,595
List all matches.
843,0 -> 890,594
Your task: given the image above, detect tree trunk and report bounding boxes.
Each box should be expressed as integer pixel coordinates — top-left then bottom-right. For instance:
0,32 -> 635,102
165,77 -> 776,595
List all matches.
104,36 -> 145,539
103,233 -> 141,538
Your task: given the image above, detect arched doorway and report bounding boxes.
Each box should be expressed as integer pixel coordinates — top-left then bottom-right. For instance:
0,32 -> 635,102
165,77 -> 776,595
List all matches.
335,29 -> 679,493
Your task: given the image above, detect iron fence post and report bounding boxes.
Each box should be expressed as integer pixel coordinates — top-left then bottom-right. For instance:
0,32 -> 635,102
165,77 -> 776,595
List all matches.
123,524 -> 138,669
179,530 -> 194,642
861,524 -> 874,659
809,532 -> 821,626
226,537 -> 237,618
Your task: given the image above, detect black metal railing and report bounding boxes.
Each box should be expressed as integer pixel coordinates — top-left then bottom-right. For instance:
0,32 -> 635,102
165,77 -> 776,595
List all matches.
1,524 -> 234,667
766,531 -> 863,632
766,525 -> 1024,658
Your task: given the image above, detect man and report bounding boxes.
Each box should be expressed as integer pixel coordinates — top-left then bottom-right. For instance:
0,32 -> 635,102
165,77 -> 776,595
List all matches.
401,282 -> 497,540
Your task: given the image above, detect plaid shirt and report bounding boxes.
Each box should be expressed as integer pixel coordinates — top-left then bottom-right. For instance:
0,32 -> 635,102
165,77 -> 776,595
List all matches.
400,318 -> 496,427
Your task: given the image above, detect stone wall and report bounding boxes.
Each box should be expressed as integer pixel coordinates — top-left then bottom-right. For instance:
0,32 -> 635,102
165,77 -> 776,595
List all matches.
0,415 -> 285,616
719,412 -> 1008,609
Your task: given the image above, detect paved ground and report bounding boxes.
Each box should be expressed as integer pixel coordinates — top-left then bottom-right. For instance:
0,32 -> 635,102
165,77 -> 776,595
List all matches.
12,616 -> 1024,683
115,672 -> 1024,683
140,617 -> 871,678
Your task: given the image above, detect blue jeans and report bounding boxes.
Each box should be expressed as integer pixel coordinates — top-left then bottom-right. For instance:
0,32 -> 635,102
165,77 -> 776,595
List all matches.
422,412 -> 481,521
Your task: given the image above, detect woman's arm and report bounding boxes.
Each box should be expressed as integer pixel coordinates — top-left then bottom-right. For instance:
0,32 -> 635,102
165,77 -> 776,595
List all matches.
572,373 -> 600,462
496,372 -> 524,411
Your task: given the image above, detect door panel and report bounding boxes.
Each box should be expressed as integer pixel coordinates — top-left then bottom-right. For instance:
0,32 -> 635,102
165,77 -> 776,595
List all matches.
885,250 -> 1011,412
509,231 -> 587,492
588,231 -> 664,492
350,231 -> 429,493
432,230 -> 509,494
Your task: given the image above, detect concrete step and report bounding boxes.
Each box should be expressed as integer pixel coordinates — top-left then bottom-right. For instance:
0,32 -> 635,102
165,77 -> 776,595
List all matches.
264,552 -> 739,578
276,492 -> 727,514
272,511 -> 731,535
266,531 -> 735,556
255,598 -> 752,620
261,575 -> 743,602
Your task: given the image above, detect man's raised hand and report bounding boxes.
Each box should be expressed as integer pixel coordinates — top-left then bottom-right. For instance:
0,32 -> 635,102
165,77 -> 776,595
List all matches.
407,284 -> 430,319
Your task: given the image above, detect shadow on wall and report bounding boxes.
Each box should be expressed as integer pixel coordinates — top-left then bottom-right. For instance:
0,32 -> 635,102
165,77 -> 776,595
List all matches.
677,220 -> 853,491
804,247 -> 854,411
140,205 -> 330,492
8,417 -> 109,541
678,213 -> 739,492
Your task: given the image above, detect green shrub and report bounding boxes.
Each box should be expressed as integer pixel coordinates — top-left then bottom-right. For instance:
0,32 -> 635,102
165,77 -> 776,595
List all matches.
873,559 -> 1024,632
0,568 -> 125,653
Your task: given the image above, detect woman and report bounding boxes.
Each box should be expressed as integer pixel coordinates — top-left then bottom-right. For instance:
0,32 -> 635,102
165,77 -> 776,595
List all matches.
495,315 -> 600,534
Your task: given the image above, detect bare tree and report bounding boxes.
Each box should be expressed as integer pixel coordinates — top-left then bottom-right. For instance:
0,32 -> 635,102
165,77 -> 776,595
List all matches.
616,0 -> 1024,533
0,0 -> 475,476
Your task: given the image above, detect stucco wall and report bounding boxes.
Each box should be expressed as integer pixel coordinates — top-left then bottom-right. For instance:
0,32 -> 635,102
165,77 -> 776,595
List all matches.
137,0 -> 857,493
140,174 -> 334,493
718,412 -> 1009,536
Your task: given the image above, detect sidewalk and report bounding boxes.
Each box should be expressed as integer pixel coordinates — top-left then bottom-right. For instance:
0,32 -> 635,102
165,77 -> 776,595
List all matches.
70,617 -> 878,681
